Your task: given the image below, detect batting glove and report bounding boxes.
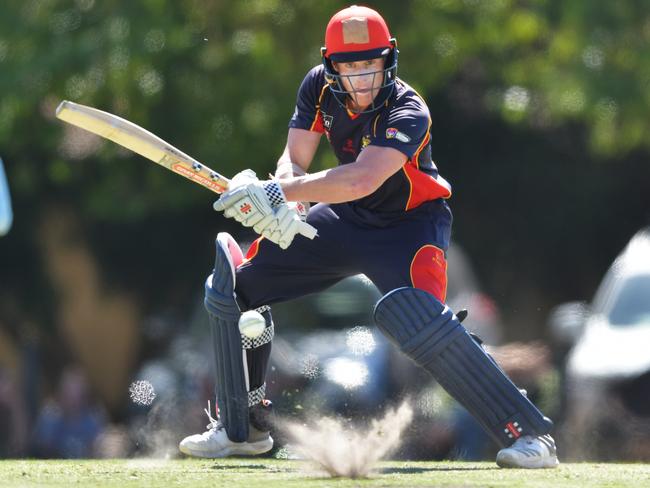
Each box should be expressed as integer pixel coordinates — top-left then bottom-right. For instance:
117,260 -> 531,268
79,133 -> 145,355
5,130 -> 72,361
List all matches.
213,170 -> 287,228
214,170 -> 317,243
256,204 -> 303,250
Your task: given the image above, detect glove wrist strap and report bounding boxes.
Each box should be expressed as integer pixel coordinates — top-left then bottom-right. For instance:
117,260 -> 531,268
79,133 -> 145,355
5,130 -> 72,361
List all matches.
261,180 -> 287,208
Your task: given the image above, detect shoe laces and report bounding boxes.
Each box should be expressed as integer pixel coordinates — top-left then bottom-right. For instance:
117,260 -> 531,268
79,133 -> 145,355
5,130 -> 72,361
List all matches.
204,400 -> 224,432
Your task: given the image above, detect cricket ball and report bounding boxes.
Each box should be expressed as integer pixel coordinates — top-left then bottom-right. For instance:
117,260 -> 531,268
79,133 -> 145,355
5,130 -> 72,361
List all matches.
238,310 -> 266,339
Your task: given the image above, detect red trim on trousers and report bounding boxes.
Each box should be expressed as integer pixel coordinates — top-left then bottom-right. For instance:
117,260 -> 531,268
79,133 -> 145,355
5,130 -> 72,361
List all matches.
409,244 -> 448,302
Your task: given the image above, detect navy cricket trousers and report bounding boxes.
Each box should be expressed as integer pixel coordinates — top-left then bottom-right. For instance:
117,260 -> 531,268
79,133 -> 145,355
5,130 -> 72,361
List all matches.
234,199 -> 453,310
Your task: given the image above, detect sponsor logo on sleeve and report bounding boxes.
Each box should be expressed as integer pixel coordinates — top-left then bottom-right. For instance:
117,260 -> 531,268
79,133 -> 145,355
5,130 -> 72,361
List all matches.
322,113 -> 333,130
386,127 -> 411,143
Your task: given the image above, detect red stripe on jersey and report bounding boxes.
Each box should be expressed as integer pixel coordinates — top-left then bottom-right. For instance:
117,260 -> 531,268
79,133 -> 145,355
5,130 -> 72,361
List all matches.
309,84 -> 330,133
410,245 -> 448,302
403,163 -> 452,210
403,118 -> 451,209
310,112 -> 325,132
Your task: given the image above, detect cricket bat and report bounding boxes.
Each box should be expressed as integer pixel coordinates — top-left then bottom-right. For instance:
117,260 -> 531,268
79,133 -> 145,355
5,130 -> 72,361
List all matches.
55,100 -> 317,239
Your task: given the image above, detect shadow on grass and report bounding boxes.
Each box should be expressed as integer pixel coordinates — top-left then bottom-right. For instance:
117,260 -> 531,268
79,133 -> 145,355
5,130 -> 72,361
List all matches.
210,464 -> 269,470
381,466 -> 499,474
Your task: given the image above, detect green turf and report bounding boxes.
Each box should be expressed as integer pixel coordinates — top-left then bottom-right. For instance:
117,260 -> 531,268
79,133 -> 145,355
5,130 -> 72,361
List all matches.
0,459 -> 648,487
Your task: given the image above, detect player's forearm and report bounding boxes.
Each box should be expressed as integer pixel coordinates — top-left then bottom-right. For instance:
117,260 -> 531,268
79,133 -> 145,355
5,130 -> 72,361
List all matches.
279,164 -> 379,203
274,158 -> 307,180
275,130 -> 318,179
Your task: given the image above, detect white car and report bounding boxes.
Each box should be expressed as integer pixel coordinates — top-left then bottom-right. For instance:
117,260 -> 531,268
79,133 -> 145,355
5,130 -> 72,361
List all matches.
550,227 -> 650,460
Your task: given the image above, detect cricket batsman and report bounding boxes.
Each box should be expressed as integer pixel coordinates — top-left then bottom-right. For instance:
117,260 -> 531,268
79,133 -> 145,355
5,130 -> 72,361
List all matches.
179,5 -> 559,468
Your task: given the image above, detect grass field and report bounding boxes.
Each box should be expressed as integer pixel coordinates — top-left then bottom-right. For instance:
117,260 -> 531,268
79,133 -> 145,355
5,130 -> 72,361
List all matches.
1,459 -> 649,487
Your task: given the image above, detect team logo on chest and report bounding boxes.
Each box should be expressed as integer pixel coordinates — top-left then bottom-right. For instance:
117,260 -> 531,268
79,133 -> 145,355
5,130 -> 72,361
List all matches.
342,138 -> 356,155
361,134 -> 371,149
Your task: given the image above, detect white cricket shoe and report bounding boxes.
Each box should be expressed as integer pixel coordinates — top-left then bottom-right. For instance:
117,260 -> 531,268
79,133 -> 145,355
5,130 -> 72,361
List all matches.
496,434 -> 559,469
179,404 -> 273,458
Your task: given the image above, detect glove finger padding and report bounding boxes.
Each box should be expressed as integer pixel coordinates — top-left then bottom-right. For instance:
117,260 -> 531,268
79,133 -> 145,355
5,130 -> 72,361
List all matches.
269,206 -> 300,249
253,205 -> 296,249
222,197 -> 263,225
229,169 -> 258,188
278,219 -> 299,249
240,204 -> 270,227
216,184 -> 274,225
214,187 -> 248,212
252,213 -> 277,234
275,205 -> 295,230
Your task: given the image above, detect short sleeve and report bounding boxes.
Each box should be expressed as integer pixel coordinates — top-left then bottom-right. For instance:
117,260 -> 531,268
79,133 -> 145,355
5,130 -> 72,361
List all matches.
288,66 -> 327,132
370,97 -> 430,159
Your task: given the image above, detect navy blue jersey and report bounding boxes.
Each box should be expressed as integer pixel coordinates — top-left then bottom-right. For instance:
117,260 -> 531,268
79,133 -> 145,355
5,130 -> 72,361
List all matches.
289,65 -> 451,213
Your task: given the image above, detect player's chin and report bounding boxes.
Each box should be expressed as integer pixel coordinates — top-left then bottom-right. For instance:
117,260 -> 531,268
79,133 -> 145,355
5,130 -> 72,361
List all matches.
353,91 -> 374,106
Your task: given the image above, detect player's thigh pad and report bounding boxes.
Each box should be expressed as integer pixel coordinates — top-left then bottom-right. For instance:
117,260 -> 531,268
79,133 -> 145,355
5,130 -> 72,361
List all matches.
204,233 -> 251,442
373,287 -> 553,447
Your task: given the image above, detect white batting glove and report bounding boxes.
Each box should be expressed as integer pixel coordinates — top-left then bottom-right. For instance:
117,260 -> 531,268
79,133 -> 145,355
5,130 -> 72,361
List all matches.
229,169 -> 258,189
287,201 -> 310,221
213,170 -> 287,228
257,204 -> 303,249
213,170 -> 318,243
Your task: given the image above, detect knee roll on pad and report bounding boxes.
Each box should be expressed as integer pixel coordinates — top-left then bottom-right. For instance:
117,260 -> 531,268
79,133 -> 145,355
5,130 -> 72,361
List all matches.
373,287 -> 553,447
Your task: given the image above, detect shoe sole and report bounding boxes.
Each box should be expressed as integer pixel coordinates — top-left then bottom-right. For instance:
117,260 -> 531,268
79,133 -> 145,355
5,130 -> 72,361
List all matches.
179,436 -> 274,459
496,454 -> 559,469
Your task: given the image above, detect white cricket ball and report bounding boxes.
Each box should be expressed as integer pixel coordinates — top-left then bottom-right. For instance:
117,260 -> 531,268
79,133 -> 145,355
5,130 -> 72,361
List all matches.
238,310 -> 266,339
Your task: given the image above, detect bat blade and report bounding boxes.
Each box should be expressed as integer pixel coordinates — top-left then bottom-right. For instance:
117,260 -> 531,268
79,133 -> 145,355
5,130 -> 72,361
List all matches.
55,100 -> 318,241
55,100 -> 230,193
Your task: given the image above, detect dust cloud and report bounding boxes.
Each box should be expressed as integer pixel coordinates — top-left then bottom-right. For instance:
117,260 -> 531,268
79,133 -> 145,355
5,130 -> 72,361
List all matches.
279,400 -> 413,478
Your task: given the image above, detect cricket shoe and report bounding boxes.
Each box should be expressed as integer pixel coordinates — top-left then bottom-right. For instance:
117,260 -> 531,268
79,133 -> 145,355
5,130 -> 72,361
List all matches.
496,434 -> 559,469
179,402 -> 273,458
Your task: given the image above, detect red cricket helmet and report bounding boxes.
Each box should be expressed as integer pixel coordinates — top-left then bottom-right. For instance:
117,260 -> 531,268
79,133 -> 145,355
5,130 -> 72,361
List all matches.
323,5 -> 393,62
321,5 -> 399,113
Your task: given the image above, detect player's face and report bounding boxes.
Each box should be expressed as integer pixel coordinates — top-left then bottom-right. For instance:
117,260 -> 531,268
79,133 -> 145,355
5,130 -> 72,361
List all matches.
333,57 -> 386,110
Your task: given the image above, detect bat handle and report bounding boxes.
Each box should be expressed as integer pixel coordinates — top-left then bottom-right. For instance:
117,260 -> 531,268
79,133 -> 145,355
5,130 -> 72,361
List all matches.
298,221 -> 318,240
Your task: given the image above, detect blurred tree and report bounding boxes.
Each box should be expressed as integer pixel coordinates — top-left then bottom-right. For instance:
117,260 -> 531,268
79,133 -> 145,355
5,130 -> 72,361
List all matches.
0,0 -> 647,215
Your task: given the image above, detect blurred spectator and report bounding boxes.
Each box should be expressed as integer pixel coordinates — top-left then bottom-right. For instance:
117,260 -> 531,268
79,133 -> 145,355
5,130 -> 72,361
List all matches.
0,366 -> 28,457
31,366 -> 106,458
94,425 -> 131,458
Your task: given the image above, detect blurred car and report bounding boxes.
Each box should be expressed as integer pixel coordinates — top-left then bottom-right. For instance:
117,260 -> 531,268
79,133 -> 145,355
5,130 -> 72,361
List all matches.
549,226 -> 650,460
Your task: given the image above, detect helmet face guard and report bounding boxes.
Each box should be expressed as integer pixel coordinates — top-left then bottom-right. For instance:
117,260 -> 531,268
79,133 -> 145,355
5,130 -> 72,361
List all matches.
321,40 -> 398,114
